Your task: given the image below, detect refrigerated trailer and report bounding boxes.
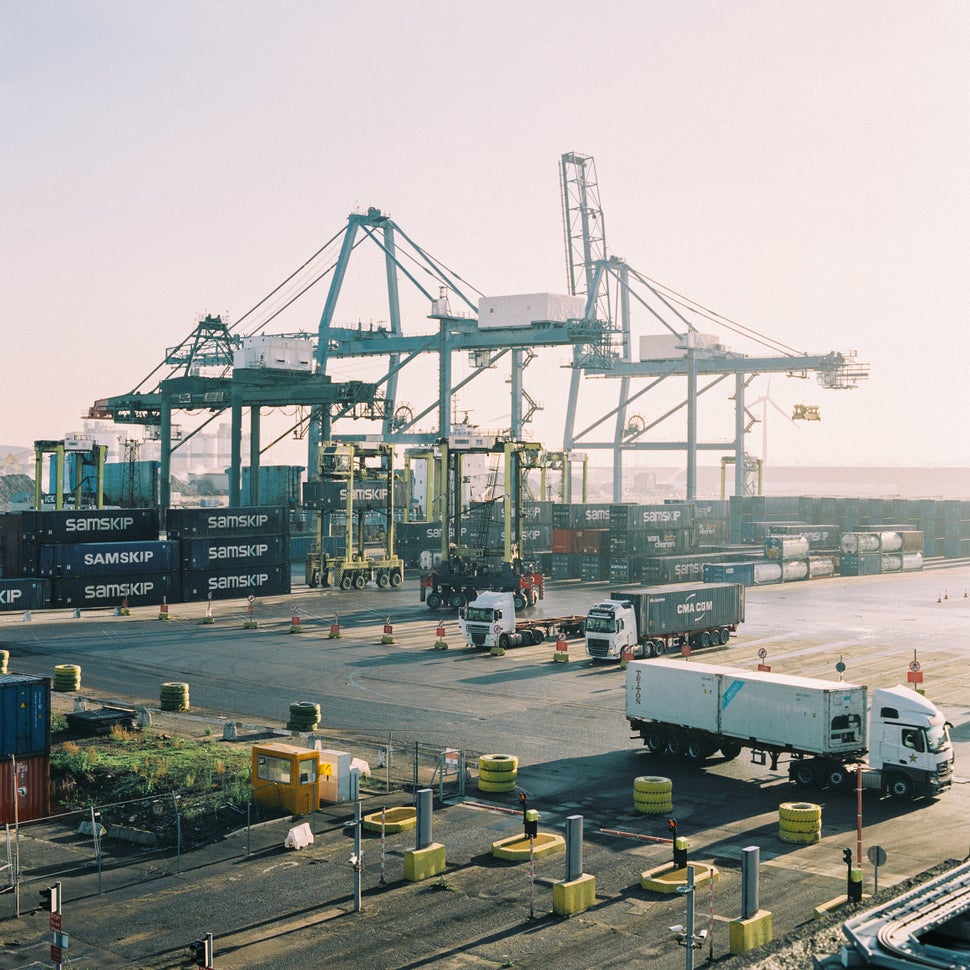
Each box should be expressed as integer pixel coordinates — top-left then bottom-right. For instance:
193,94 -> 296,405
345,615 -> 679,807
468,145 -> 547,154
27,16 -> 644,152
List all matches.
625,658 -> 953,800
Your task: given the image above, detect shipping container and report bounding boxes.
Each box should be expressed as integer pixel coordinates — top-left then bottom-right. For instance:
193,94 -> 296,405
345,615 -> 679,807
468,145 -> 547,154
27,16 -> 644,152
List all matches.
550,553 -> 582,579
20,508 -> 160,545
840,553 -> 882,577
607,582 -> 745,637
703,561 -> 788,586
610,528 -> 694,558
181,535 -> 289,570
242,465 -> 305,509
767,523 -> 840,549
840,532 -> 881,554
609,503 -> 694,531
101,460 -> 160,507
764,536 -> 810,561
37,540 -> 180,577
0,751 -> 50,825
580,554 -> 610,582
0,578 -> 51,612
0,512 -> 24,577
640,552 -> 748,586
165,506 -> 288,540
53,573 -> 181,609
570,504 -> 616,528
181,565 -> 291,601
740,520 -> 805,544
0,674 -> 51,757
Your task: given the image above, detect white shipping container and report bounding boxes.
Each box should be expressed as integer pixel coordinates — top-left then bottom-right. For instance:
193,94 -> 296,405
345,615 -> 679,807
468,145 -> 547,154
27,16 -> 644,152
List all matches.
625,660 -> 721,733
234,336 -> 315,372
626,658 -> 868,757
638,334 -> 685,360
477,293 -> 586,329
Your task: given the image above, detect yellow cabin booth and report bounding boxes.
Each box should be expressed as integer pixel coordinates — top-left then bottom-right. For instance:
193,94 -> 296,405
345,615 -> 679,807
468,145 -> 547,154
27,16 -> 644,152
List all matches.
252,742 -> 354,814
252,742 -> 321,815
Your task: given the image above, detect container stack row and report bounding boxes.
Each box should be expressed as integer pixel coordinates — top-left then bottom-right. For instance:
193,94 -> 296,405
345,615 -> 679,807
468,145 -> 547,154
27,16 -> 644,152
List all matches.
0,506 -> 291,611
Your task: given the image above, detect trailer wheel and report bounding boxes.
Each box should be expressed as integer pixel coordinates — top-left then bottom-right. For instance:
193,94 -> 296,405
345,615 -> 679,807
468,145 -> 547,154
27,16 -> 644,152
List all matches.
389,570 -> 403,588
353,573 -> 366,590
645,727 -> 668,754
793,762 -> 818,789
699,631 -> 712,649
719,740 -> 742,761
377,572 -> 390,589
887,773 -> 913,800
717,628 -> 730,645
685,734 -> 713,763
340,574 -> 353,591
426,592 -> 443,610
665,730 -> 688,757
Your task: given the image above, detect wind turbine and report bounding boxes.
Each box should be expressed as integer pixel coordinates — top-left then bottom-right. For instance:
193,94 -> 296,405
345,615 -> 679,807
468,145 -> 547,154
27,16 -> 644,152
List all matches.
748,378 -> 799,463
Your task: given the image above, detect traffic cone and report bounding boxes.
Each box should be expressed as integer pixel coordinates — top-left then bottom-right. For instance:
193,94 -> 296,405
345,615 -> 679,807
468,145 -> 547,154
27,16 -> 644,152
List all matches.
434,621 -> 448,650
553,631 -> 570,663
328,615 -> 341,639
158,599 -> 170,621
381,617 -> 395,645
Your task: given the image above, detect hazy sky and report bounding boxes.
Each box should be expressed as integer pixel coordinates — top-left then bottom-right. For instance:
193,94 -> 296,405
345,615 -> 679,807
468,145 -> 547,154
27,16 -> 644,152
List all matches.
2,1 -> 968,473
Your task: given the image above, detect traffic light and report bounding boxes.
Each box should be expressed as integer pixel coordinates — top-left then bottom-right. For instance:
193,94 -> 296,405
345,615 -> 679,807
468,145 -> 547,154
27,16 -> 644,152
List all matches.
188,933 -> 213,968
38,884 -> 60,913
843,848 -> 853,865
668,818 -> 677,840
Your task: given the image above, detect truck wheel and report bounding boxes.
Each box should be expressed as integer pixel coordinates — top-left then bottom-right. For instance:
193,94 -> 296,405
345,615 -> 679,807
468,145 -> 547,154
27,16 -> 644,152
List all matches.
645,727 -> 668,754
389,570 -> 403,588
499,633 -> 511,649
822,763 -> 849,789
426,592 -> 443,610
377,572 -> 390,589
719,741 -> 742,761
665,731 -> 688,757
717,628 -> 730,645
513,592 -> 526,611
653,640 -> 667,656
340,574 -> 353,591
699,631 -> 712,648
449,592 -> 466,609
887,773 -> 913,800
530,629 -> 544,645
353,573 -> 366,590
793,762 -> 817,789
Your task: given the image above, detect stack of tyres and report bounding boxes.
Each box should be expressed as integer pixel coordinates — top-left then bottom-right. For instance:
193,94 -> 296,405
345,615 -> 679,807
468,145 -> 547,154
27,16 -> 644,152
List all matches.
777,801 -> 822,844
171,507 -> 292,602
633,775 -> 673,815
287,701 -> 321,731
477,753 -> 518,793
160,681 -> 190,712
52,663 -> 81,692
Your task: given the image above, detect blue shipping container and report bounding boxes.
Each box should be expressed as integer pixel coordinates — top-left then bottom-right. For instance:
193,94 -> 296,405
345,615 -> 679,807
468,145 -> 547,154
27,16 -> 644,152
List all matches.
37,540 -> 180,577
21,509 -> 160,544
181,565 -> 291,602
165,506 -> 288,540
53,573 -> 181,609
0,674 -> 51,757
0,579 -> 51,612
181,536 -> 289,570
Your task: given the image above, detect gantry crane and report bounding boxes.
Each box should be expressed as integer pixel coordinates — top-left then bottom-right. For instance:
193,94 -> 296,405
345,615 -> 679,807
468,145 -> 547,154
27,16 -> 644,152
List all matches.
559,151 -> 869,500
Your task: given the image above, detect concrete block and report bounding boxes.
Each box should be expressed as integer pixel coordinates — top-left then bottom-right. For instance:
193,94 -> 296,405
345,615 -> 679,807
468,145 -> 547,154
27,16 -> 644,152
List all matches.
553,873 -> 596,916
404,843 -> 446,881
729,909 -> 773,953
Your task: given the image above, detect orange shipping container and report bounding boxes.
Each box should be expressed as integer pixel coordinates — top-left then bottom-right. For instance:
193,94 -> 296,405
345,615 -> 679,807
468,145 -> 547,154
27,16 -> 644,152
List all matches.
0,752 -> 50,825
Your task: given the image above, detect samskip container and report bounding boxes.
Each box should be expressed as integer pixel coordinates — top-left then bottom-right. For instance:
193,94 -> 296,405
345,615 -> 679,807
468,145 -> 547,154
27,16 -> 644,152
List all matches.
181,536 -> 289,570
181,564 -> 291,601
37,540 -> 179,577
165,506 -> 288,540
52,573 -> 181,609
0,578 -> 51,612
20,508 -> 160,544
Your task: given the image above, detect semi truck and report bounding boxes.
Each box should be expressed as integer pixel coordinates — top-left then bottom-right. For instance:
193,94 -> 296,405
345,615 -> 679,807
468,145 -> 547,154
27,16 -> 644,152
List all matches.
585,582 -> 745,660
625,658 -> 954,800
458,590 -> 586,649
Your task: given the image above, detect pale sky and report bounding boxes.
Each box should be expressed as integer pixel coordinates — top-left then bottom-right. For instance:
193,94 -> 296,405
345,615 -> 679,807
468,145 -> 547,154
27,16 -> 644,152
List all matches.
2,1 -> 968,472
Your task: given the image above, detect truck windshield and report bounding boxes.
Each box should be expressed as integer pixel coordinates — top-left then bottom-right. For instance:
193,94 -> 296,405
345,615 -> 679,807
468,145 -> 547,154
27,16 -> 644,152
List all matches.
464,607 -> 494,622
926,723 -> 951,753
585,614 -> 616,633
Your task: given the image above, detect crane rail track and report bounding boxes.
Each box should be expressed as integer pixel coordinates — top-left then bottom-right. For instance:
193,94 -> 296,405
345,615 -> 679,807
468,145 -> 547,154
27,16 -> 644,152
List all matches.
842,859 -> 970,968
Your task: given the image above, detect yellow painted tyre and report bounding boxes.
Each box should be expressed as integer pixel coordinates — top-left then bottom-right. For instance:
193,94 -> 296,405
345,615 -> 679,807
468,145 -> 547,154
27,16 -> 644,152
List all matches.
633,791 -> 675,806
778,827 -> 821,845
635,800 -> 674,815
778,801 -> 822,823
477,777 -> 517,793
634,776 -> 672,795
479,754 -> 518,773
778,818 -> 823,835
478,767 -> 520,784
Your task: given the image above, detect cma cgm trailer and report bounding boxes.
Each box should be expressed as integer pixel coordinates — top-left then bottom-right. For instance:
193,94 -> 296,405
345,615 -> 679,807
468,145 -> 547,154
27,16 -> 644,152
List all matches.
625,658 -> 953,800
585,582 -> 744,660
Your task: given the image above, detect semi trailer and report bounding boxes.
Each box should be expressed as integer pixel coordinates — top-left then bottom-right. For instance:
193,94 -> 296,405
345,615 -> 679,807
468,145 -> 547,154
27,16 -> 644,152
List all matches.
458,590 -> 586,649
625,658 -> 954,800
585,582 -> 744,660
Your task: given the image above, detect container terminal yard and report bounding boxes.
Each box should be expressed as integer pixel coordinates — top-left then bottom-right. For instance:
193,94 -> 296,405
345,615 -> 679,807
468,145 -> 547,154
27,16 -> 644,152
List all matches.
1,156 -> 968,968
